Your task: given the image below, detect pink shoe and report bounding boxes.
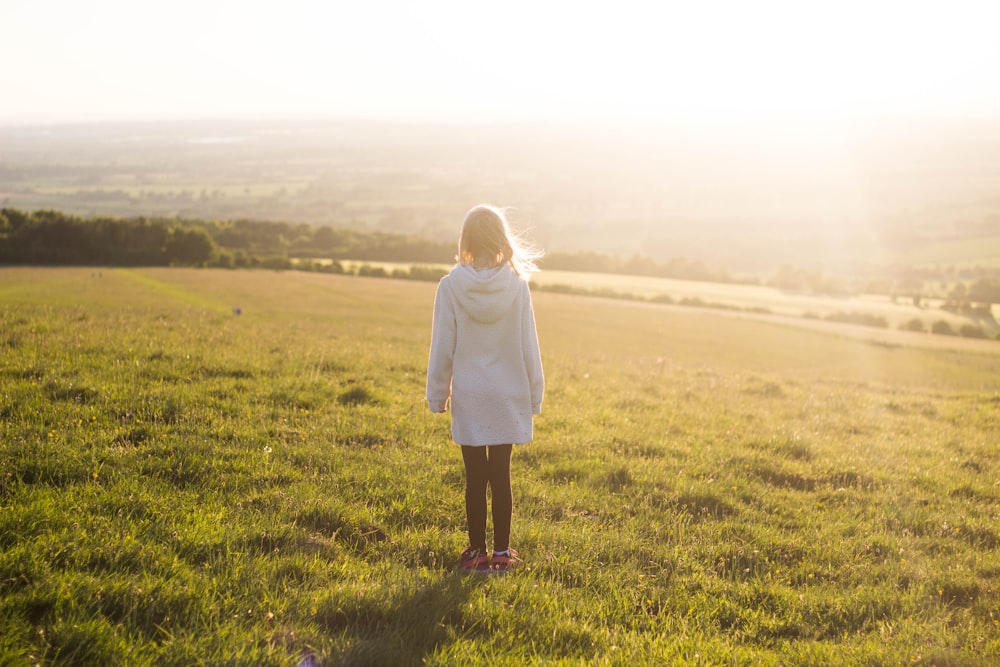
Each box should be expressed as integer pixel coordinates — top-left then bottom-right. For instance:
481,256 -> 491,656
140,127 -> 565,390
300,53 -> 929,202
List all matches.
490,549 -> 521,574
459,547 -> 491,573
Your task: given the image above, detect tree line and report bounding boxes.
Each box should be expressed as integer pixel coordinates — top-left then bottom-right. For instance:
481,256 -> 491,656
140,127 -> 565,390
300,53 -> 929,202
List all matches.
0,208 -> 736,284
2,208 -> 997,306
0,209 -> 455,268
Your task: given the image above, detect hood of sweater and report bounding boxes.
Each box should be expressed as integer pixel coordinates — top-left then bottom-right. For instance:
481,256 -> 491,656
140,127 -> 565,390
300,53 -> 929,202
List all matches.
445,263 -> 523,324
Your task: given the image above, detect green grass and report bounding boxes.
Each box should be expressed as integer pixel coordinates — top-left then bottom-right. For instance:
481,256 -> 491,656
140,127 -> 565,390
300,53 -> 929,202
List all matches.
1,267 -> 999,666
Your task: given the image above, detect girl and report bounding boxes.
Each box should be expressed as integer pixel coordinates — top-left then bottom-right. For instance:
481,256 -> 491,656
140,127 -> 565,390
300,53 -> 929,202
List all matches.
426,204 -> 544,574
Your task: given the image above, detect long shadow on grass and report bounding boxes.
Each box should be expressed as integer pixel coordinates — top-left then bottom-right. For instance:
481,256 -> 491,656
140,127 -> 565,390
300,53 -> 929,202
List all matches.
317,572 -> 486,667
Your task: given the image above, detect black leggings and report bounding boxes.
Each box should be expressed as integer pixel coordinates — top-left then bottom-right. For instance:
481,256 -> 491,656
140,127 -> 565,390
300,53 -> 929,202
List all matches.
461,444 -> 513,553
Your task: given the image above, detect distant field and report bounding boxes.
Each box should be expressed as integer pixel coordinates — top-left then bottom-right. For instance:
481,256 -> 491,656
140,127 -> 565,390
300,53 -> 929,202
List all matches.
26,182 -> 309,198
1,267 -> 998,665
328,260 -> 998,339
900,236 -> 1000,269
5,118 -> 1000,278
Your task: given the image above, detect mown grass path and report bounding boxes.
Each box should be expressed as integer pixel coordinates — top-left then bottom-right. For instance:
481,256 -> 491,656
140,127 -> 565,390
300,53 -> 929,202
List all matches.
1,267 -> 998,665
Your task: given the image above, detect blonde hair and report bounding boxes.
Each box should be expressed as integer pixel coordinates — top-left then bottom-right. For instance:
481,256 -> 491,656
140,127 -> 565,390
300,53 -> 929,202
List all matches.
458,204 -> 542,277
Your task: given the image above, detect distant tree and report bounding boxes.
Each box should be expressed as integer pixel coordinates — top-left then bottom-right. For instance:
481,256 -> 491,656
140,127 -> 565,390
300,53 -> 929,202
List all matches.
943,283 -> 971,313
357,264 -> 388,278
769,265 -> 848,295
931,320 -> 956,336
967,276 -> 1000,307
663,256 -> 716,281
165,227 -> 217,266
313,225 -> 341,250
543,251 -> 617,274
213,250 -> 235,269
899,318 -> 925,333
895,276 -> 924,304
823,311 -> 888,328
959,324 -> 987,339
623,254 -> 659,276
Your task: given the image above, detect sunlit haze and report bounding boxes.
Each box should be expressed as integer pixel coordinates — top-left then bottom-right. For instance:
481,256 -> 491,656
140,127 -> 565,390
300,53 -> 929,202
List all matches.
3,0 -> 1000,125
4,0 -> 1000,277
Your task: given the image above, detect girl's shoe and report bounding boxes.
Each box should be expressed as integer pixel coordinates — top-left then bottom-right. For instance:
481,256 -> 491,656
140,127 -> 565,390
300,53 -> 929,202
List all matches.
490,549 -> 521,574
459,547 -> 491,573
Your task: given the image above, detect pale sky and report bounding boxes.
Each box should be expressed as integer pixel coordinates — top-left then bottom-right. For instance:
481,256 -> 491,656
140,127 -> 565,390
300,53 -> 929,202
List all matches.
2,0 -> 1000,126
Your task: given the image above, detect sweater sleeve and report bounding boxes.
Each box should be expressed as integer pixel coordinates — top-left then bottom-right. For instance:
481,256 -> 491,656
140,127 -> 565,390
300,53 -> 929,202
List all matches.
426,279 -> 456,412
521,284 -> 544,414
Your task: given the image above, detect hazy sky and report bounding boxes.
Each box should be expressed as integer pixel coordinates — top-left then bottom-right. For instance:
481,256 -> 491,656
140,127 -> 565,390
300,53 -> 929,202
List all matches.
3,0 -> 1000,125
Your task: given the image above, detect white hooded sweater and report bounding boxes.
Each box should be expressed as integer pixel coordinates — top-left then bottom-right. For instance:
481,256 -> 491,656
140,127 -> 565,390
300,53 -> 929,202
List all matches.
426,263 -> 544,446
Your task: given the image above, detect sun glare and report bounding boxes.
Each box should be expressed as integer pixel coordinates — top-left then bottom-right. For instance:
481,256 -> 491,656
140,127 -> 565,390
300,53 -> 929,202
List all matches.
2,1 -> 999,124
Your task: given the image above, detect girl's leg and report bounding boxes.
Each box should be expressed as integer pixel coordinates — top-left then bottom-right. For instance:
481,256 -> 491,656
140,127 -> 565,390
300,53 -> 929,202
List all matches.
486,444 -> 513,552
461,446 -> 489,552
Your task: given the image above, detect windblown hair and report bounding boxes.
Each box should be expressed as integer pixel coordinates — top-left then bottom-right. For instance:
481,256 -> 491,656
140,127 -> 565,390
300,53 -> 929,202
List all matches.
458,204 -> 543,277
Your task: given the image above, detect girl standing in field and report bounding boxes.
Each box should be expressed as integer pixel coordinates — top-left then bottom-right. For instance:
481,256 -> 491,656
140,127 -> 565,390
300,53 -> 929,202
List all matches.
426,204 -> 545,574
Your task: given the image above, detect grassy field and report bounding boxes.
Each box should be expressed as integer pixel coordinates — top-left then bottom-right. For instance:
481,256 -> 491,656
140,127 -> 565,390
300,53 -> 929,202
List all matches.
533,270 -> 996,332
1,267 -> 999,666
